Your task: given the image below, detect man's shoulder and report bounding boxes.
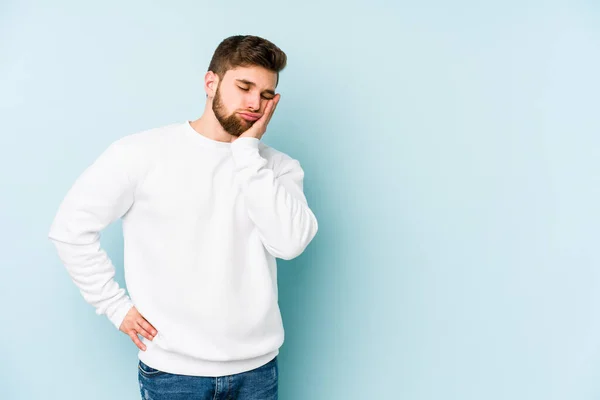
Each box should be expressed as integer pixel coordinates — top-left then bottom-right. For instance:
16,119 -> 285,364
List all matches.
116,122 -> 183,146
105,122 -> 186,162
92,122 -> 184,175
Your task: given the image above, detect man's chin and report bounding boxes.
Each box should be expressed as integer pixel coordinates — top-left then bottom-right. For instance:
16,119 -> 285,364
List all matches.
227,126 -> 251,137
221,115 -> 253,137
232,120 -> 253,137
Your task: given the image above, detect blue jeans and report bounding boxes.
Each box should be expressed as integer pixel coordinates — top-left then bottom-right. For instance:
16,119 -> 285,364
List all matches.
137,357 -> 278,400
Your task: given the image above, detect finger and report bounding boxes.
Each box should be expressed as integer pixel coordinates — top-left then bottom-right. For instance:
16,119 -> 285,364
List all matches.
135,323 -> 154,341
258,102 -> 274,129
259,100 -> 274,123
128,330 -> 147,351
253,107 -> 271,131
265,95 -> 280,125
138,319 -> 158,337
268,95 -> 279,115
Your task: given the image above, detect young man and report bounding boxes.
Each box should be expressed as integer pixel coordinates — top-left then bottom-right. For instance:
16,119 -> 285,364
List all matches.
48,35 -> 318,400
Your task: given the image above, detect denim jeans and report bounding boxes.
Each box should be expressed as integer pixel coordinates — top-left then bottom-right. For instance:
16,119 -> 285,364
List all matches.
137,356 -> 278,400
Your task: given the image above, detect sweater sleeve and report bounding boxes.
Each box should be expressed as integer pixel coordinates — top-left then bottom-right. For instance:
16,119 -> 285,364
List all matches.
231,137 -> 318,260
48,138 -> 137,330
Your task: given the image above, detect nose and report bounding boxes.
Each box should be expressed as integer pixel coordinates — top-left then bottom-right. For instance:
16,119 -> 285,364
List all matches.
246,93 -> 261,112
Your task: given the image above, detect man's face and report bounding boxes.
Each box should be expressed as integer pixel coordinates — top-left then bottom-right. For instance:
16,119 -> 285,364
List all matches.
211,66 -> 278,137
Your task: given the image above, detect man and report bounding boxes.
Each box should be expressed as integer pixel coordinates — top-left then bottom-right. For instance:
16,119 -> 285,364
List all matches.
48,35 -> 318,400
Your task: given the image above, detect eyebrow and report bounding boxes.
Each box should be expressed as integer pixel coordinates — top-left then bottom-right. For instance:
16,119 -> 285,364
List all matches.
235,79 -> 275,96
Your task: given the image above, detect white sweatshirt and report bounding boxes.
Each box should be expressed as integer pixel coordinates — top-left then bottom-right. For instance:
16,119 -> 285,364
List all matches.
48,121 -> 318,376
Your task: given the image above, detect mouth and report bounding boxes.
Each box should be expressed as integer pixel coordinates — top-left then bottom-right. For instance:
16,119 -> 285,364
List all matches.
238,112 -> 261,122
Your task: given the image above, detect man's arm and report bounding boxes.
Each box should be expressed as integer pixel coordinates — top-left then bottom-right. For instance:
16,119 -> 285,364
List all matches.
231,137 -> 318,260
49,138 -> 137,330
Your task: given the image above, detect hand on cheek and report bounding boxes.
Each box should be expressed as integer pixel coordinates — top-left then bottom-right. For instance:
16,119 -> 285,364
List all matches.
237,93 -> 280,141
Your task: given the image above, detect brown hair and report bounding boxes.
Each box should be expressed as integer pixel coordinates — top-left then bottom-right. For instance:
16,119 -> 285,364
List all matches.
208,35 -> 287,84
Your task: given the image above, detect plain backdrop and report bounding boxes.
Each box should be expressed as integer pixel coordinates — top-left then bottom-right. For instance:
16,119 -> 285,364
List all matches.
1,0 -> 600,399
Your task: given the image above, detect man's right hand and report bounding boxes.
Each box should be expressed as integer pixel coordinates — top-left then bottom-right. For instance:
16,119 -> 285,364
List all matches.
119,306 -> 157,351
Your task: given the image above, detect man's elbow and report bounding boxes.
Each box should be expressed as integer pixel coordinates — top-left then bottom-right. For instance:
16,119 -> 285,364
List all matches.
269,243 -> 306,261
268,219 -> 318,260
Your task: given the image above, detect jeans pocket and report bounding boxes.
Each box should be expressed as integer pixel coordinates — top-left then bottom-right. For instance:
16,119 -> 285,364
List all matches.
138,361 -> 166,377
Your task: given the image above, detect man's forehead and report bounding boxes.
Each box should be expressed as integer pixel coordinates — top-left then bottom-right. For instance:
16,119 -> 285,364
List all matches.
225,67 -> 277,87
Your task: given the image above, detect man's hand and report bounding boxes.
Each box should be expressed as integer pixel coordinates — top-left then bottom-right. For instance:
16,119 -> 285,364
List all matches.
119,306 -> 157,351
235,93 -> 281,141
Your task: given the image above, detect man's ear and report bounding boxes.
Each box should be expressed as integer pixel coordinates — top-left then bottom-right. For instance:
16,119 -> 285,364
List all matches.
204,71 -> 219,98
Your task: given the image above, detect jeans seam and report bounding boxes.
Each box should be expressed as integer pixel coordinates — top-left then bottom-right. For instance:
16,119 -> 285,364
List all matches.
213,377 -> 219,400
226,375 -> 231,400
138,362 -> 164,377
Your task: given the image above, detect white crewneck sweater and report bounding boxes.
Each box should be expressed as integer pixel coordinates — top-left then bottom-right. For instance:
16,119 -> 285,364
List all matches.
48,121 -> 318,376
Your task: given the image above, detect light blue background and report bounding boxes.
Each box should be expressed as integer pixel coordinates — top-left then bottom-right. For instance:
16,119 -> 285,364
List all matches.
1,0 -> 599,399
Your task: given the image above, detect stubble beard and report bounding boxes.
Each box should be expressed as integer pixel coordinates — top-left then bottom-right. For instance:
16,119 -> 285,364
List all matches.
212,87 -> 253,137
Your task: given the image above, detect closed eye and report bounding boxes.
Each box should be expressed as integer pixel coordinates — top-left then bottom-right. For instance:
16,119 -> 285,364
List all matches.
238,85 -> 273,100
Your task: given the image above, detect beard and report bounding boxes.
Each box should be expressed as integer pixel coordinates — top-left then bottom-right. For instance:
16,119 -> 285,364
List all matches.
212,86 -> 253,137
